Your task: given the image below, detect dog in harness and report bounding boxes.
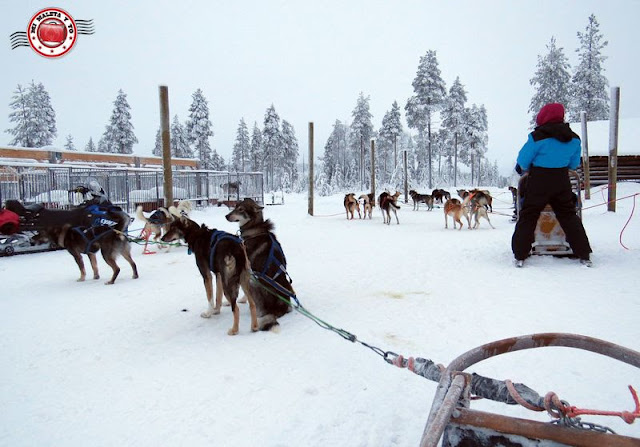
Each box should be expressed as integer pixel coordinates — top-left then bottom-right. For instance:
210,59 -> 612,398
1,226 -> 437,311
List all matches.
225,198 -> 294,331
161,215 -> 258,335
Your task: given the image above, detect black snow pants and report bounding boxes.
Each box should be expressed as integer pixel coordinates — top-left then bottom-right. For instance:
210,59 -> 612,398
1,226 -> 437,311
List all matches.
511,167 -> 592,260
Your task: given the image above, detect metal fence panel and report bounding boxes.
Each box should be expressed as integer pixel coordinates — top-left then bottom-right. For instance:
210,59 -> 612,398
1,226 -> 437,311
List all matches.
0,163 -> 263,213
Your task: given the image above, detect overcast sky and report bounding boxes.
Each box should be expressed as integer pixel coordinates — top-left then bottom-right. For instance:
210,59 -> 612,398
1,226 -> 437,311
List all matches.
3,0 -> 639,176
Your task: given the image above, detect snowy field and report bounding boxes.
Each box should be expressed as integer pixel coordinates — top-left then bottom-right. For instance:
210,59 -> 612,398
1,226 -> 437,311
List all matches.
1,183 -> 639,446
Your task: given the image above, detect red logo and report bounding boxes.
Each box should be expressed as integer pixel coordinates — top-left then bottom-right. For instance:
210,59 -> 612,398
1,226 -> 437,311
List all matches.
28,8 -> 77,58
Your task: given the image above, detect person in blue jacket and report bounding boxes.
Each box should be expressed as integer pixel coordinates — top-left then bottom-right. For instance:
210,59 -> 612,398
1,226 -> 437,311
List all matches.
511,103 -> 592,266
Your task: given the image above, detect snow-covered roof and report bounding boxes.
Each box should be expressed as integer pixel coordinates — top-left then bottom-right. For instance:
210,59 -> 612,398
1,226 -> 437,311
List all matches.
569,117 -> 640,156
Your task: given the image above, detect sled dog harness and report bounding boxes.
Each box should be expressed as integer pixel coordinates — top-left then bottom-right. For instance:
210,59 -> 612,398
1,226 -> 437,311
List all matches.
72,205 -> 122,254
247,233 -> 298,305
208,230 -> 242,271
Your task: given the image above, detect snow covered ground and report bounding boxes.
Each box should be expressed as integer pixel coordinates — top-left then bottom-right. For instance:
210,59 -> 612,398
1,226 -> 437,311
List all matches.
1,183 -> 639,446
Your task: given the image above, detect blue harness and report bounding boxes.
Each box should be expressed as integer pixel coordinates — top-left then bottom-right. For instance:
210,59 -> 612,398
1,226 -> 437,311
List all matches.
72,204 -> 121,254
208,230 -> 243,271
250,233 -> 298,306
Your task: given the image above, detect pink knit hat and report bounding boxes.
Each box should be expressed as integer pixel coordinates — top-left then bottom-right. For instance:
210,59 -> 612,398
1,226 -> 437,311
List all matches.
536,103 -> 565,126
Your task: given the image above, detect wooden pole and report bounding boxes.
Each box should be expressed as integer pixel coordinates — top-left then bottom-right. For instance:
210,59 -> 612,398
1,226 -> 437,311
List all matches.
308,122 -> 314,216
159,85 -> 173,208
403,150 -> 408,203
608,87 -> 620,212
370,139 -> 376,199
580,111 -> 591,200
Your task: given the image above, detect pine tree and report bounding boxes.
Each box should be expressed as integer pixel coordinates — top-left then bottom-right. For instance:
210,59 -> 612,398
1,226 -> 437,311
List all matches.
378,101 -> 403,183
528,37 -> 572,126
463,104 -> 489,185
281,119 -> 299,191
570,14 -> 609,121
29,82 -> 57,147
441,77 -> 467,186
6,84 -> 33,147
101,89 -> 138,154
209,149 -> 226,171
170,115 -> 191,158
262,104 -> 282,190
250,123 -> 263,172
152,128 -> 162,156
231,118 -> 251,172
350,92 -> 374,189
185,89 -> 214,168
405,50 -> 446,188
85,137 -> 96,152
6,82 -> 57,147
64,134 -> 76,151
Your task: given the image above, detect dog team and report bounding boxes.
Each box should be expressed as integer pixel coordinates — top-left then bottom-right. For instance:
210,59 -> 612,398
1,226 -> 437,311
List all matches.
344,187 -> 495,230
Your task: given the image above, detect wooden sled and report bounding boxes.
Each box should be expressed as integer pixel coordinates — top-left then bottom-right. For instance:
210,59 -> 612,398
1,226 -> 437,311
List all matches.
421,333 -> 640,447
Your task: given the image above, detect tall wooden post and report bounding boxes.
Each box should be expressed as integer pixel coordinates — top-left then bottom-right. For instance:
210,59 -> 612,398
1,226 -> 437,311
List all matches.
308,122 -> 314,216
403,150 -> 408,203
159,85 -> 173,207
608,87 -> 620,212
370,139 -> 376,199
580,111 -> 591,200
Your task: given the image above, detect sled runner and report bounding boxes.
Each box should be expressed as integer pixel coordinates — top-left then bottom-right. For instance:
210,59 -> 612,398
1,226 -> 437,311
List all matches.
515,170 -> 583,256
419,333 -> 640,447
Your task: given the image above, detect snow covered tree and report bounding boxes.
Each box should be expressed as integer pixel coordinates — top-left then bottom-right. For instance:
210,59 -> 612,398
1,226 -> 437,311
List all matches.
441,77 -> 467,186
321,119 -> 348,188
528,37 -> 572,126
405,50 -> 446,188
6,84 -> 33,147
6,82 -> 57,147
152,128 -> 162,156
262,104 -> 282,190
250,123 -> 263,172
185,88 -> 214,168
100,89 -> 137,154
64,134 -> 76,151
231,118 -> 251,172
209,149 -> 226,171
85,137 -> 96,152
281,120 -> 299,191
170,115 -> 191,158
569,14 -> 609,121
378,100 -> 403,183
350,92 -> 374,189
463,104 -> 488,185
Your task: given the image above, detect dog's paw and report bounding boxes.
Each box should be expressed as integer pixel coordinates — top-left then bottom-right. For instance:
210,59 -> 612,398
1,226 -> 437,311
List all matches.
251,323 -> 259,332
93,275 -> 100,280
200,310 -> 214,318
104,280 -> 114,285
222,301 -> 231,307
227,328 -> 238,336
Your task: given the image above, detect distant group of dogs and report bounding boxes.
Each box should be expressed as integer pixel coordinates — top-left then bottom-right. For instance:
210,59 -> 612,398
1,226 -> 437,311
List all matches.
343,187 -> 495,230
6,194 -> 294,336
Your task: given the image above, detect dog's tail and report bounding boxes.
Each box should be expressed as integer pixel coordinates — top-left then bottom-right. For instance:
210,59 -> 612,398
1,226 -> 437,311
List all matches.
135,205 -> 149,224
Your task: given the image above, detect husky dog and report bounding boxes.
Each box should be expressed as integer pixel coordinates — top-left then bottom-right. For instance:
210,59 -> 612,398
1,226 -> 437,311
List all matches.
379,191 -> 401,225
33,221 -> 138,284
358,194 -> 373,219
470,202 -> 495,229
444,198 -> 470,230
409,190 -> 434,211
460,189 -> 493,213
225,198 -> 294,331
161,215 -> 258,335
343,193 -> 361,220
431,188 -> 451,204
136,200 -> 192,251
